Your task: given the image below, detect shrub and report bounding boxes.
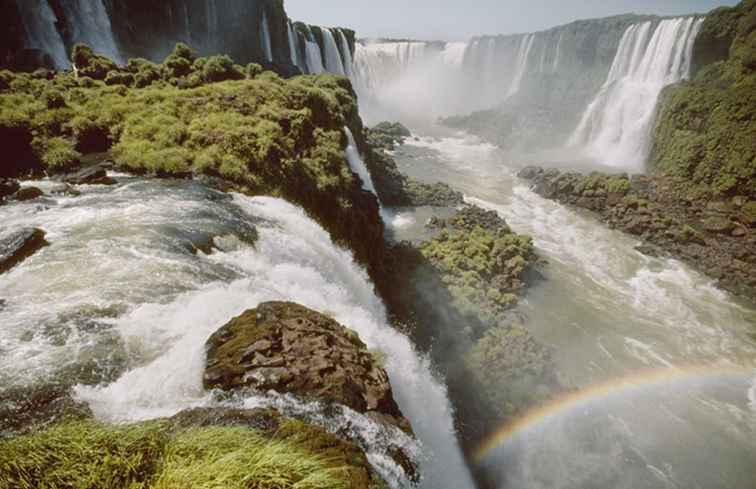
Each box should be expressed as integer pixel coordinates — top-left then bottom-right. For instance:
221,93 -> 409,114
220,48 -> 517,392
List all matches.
42,89 -> 65,109
105,70 -> 134,87
200,55 -> 245,83
39,137 -> 81,169
71,43 -> 117,80
245,63 -> 264,78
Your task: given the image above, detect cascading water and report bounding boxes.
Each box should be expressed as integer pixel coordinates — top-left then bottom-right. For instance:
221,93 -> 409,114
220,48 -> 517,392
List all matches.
0,176 -> 473,489
507,34 -> 535,97
260,9 -> 273,63
300,25 -> 325,74
569,17 -> 704,170
338,30 -> 354,79
287,20 -> 305,72
552,31 -> 564,71
321,28 -> 346,76
14,0 -> 69,70
58,0 -> 122,64
344,127 -> 379,197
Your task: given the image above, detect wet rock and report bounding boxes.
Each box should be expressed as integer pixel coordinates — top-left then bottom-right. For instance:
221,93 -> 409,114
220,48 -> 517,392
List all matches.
0,228 -> 48,274
204,301 -> 412,434
518,166 -> 756,300
49,183 -> 81,197
0,383 -> 92,437
369,121 -> 412,150
58,164 -> 116,185
12,186 -> 43,201
0,178 -> 20,201
403,180 -> 464,206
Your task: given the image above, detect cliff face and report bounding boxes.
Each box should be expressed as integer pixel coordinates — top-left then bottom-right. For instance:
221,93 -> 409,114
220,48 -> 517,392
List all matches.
651,0 -> 755,199
1,0 -> 355,77
444,15 -> 661,149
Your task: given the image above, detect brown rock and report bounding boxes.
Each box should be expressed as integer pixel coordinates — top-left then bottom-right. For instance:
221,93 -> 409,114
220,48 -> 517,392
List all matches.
204,301 -> 412,434
13,186 -> 44,201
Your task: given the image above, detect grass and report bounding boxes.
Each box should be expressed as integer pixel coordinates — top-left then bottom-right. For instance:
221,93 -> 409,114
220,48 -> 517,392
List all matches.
0,419 -> 375,489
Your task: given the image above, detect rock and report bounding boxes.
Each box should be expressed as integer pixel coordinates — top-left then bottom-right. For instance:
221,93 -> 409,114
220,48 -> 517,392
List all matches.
732,227 -> 747,237
58,164 -> 116,185
204,301 -> 412,433
517,166 -> 543,180
0,383 -> 92,437
49,183 -> 81,197
702,216 -> 735,234
0,228 -> 48,274
403,180 -> 464,206
0,178 -> 20,201
368,121 -> 412,149
12,186 -> 43,201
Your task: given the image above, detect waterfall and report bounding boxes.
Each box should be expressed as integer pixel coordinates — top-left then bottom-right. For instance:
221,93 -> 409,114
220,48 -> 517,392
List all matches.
59,0 -> 122,64
569,17 -> 704,170
344,127 -> 379,198
338,30 -> 354,79
300,25 -> 325,74
15,0 -> 69,70
260,10 -> 273,63
553,31 -> 564,71
321,28 -> 346,76
441,42 -> 467,66
507,34 -> 535,96
287,21 -> 305,72
0,176 -> 475,488
352,42 -> 429,92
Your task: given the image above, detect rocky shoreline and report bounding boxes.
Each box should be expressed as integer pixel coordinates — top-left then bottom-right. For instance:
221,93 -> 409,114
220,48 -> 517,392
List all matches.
519,166 -> 756,301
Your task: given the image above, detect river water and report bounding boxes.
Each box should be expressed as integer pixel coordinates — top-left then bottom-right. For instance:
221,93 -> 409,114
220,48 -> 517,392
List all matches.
389,127 -> 756,489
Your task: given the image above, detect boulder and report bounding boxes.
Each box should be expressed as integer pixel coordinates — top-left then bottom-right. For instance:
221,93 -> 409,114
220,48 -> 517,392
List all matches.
0,178 -> 20,201
48,183 -> 82,197
12,186 -> 43,201
0,228 -> 48,274
58,164 -> 116,185
0,383 -> 92,437
204,301 -> 412,433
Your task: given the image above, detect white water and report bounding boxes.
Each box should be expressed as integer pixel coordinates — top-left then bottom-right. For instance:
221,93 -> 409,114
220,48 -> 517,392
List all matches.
61,0 -> 122,64
398,130 -> 756,489
0,176 -> 472,488
553,31 -> 564,71
15,0 -> 69,70
344,126 -> 379,197
338,30 -> 354,79
569,17 -> 704,171
287,20 -> 306,72
507,34 -> 535,97
301,25 -> 325,74
321,28 -> 346,76
260,10 -> 273,63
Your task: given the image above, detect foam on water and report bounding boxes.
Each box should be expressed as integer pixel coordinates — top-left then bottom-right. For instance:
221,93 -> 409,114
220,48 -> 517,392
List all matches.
70,193 -> 472,489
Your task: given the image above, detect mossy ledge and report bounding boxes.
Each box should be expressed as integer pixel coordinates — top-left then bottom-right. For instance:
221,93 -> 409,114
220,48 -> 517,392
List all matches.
0,42 -> 387,290
0,409 -> 389,489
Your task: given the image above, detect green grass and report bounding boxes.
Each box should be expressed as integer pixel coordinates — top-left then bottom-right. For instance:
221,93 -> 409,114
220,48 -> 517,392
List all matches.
0,420 -> 376,489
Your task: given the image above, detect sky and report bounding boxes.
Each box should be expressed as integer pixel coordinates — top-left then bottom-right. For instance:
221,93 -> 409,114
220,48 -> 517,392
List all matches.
285,0 -> 739,41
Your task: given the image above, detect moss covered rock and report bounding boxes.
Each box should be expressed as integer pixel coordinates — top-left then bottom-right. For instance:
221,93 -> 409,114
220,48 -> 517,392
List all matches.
204,302 -> 411,434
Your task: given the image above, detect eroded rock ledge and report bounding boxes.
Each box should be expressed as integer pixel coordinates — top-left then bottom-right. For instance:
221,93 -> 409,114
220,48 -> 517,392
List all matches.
519,166 -> 756,300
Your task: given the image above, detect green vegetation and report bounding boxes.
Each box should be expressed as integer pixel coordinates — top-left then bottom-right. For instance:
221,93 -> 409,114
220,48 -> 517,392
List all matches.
0,419 -> 382,489
651,0 -> 756,199
420,223 -> 533,327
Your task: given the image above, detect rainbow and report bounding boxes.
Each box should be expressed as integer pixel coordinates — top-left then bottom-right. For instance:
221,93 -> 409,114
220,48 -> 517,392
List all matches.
473,364 -> 754,462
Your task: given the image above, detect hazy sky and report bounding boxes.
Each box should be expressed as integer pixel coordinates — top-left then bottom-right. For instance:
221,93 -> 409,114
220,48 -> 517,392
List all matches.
285,0 -> 738,40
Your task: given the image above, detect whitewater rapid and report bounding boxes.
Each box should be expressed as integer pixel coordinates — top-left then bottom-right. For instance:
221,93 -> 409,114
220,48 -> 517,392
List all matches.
397,130 -> 756,489
0,176 -> 473,489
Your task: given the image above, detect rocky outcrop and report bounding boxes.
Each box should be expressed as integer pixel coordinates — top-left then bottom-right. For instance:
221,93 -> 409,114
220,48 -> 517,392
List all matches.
519,166 -> 756,300
364,123 -> 464,207
0,228 -> 48,274
204,301 -> 411,434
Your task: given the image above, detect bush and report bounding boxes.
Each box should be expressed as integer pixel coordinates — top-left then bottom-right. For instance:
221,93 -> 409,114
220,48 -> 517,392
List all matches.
42,89 -> 66,109
105,70 -> 134,87
39,137 -> 81,169
200,55 -> 245,83
245,63 -> 264,78
71,43 -> 117,81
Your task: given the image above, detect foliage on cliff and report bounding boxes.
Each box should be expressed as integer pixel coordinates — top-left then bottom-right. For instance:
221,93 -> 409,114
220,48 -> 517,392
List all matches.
0,417 -> 384,489
651,0 -> 756,199
0,43 -> 386,282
